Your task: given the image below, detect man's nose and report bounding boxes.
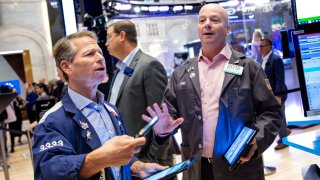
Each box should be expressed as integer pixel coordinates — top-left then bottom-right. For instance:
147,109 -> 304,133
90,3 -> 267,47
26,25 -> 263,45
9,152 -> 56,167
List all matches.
96,53 -> 105,62
204,19 -> 212,28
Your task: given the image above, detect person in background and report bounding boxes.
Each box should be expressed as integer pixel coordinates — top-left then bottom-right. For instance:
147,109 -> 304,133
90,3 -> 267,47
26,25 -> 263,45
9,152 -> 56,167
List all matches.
0,85 -> 17,154
38,77 -> 49,95
106,20 -> 174,168
47,79 -> 58,100
56,67 -> 68,101
32,31 -> 167,180
24,83 -> 37,123
251,29 -> 263,62
258,38 -> 290,150
142,4 -> 282,180
34,83 -> 50,101
9,88 -> 24,152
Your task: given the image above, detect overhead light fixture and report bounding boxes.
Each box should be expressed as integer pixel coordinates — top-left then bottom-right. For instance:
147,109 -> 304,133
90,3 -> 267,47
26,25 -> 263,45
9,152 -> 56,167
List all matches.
159,6 -> 169,12
134,6 -> 141,13
149,6 -> 159,12
141,6 -> 149,11
114,3 -> 132,11
219,0 -> 240,7
173,6 -> 183,11
184,5 -> 193,10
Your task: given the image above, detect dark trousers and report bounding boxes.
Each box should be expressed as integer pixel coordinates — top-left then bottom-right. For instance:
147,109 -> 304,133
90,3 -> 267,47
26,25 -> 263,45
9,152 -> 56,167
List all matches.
278,104 -> 288,141
201,157 -> 214,180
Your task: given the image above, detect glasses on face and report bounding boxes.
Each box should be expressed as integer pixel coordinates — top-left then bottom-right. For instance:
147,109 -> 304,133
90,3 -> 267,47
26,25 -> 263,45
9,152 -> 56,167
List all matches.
258,44 -> 270,48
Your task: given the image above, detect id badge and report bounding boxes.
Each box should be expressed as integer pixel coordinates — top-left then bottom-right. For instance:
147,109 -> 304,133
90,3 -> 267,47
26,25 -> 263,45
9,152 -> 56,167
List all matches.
224,63 -> 243,76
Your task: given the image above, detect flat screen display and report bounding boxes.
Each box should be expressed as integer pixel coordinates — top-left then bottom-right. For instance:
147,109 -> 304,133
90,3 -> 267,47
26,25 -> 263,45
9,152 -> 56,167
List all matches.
292,0 -> 320,30
0,79 -> 21,94
293,31 -> 320,116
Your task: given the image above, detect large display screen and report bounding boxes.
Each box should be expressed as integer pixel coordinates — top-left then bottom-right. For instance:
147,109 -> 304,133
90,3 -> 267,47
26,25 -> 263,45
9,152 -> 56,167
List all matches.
293,31 -> 320,116
0,79 -> 21,94
292,0 -> 320,30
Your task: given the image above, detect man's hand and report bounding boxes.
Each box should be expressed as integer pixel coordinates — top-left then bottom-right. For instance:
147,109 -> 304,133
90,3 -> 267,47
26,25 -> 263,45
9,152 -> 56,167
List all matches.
80,135 -> 146,178
141,103 -> 183,136
130,161 -> 168,178
27,121 -> 38,132
239,138 -> 258,163
99,135 -> 146,166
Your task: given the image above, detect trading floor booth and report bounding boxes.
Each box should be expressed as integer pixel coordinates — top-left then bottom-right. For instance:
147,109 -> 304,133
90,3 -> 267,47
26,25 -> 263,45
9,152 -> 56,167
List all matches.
282,0 -> 320,179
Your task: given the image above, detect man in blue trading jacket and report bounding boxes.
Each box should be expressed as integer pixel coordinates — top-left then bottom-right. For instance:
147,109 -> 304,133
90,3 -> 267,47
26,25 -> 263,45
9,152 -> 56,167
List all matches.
258,38 -> 290,150
142,4 -> 282,180
32,31 -> 167,180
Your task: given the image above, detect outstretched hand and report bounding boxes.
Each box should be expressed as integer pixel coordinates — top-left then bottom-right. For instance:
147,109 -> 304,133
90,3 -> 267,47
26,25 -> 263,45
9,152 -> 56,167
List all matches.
130,161 -> 168,178
142,103 -> 183,136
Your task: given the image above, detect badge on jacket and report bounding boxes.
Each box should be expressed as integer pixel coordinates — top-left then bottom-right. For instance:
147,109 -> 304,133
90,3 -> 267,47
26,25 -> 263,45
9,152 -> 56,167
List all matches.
224,63 -> 243,76
86,131 -> 92,140
80,120 -> 89,130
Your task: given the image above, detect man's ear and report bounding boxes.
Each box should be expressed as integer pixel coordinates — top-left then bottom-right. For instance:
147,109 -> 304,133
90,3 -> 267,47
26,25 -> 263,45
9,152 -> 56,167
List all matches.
226,25 -> 231,36
60,60 -> 71,76
119,31 -> 126,42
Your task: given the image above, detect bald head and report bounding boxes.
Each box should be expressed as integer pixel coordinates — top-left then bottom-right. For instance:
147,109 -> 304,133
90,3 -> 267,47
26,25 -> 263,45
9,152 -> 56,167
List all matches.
199,4 -> 229,26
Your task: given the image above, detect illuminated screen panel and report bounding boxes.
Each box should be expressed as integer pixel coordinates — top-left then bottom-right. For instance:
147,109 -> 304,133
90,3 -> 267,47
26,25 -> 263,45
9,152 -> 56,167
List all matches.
295,0 -> 320,26
0,79 -> 21,94
296,32 -> 320,116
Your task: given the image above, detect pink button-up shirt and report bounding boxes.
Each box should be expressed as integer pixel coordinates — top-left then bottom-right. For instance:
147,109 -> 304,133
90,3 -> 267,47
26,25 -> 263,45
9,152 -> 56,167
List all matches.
198,45 -> 232,158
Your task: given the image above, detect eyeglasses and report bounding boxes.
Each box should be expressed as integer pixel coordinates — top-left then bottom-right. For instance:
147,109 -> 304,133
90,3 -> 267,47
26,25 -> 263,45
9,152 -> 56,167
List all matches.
258,44 -> 270,48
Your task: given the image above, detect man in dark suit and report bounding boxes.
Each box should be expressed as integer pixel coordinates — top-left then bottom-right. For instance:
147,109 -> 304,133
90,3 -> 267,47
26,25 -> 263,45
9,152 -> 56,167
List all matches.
259,38 -> 290,150
105,21 -> 173,166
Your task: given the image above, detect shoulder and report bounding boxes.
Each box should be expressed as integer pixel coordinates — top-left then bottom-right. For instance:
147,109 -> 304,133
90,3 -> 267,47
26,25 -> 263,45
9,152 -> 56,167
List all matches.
270,53 -> 282,62
38,101 -> 65,124
138,52 -> 165,70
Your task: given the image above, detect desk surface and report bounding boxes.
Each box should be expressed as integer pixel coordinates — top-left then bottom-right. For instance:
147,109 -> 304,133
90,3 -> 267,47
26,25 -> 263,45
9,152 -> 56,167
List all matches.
287,115 -> 320,126
283,130 -> 320,156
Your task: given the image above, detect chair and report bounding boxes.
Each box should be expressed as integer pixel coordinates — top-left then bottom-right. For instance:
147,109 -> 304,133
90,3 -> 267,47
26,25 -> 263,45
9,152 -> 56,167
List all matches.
35,98 -> 56,120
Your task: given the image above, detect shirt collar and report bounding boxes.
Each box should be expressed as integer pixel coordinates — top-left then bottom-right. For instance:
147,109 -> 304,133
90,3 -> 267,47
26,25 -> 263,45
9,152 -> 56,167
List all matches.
123,47 -> 139,67
116,47 -> 139,71
198,44 -> 232,62
68,87 -> 105,111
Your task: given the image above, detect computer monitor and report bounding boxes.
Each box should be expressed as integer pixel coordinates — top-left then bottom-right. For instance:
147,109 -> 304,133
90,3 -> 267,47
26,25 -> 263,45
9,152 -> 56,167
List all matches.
0,80 -> 21,94
292,30 -> 320,116
292,0 -> 320,30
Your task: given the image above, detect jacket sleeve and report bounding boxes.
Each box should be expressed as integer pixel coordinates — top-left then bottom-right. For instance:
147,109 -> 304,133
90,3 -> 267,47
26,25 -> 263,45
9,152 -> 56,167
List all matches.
251,66 -> 282,154
144,60 -> 175,164
273,56 -> 286,95
162,69 -> 179,120
33,116 -> 86,180
144,60 -> 168,107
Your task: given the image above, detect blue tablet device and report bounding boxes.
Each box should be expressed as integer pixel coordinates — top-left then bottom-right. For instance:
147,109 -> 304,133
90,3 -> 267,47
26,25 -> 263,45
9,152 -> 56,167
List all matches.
143,157 -> 196,180
224,126 -> 258,172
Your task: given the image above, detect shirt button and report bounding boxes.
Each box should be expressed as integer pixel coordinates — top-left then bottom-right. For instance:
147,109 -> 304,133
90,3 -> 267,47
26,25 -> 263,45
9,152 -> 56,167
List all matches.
198,144 -> 202,149
197,115 -> 202,120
